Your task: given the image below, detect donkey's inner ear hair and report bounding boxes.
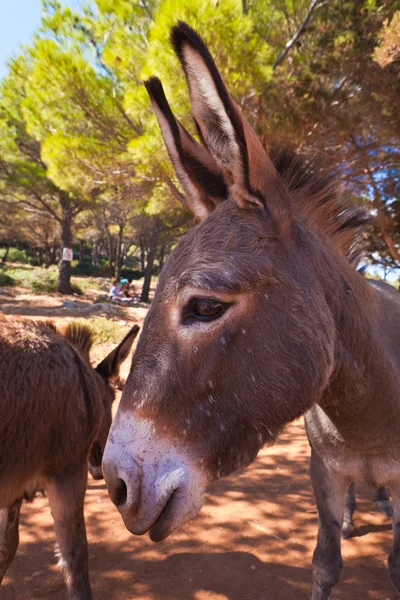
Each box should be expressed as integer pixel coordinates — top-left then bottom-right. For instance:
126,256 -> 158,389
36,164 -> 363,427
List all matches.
170,22 -> 244,171
144,76 -> 228,220
168,21 -> 291,224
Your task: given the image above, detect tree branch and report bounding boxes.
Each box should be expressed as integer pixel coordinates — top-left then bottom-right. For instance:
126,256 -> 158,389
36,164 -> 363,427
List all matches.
162,174 -> 188,207
273,0 -> 323,69
73,21 -> 143,136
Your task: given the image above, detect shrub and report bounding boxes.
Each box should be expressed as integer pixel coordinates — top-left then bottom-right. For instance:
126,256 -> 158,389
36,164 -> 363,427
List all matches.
0,272 -> 16,286
3,247 -> 33,264
30,271 -> 58,293
120,268 -> 143,280
71,282 -> 83,295
71,261 -> 107,277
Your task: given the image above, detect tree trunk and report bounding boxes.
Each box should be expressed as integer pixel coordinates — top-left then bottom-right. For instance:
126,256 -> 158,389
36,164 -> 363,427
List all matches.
38,248 -> 44,267
1,244 -> 9,264
139,239 -> 146,272
50,245 -> 57,265
114,225 -> 124,281
158,245 -> 165,273
376,214 -> 400,264
58,192 -> 73,294
140,225 -> 158,303
92,240 -> 99,266
79,239 -> 85,262
106,233 -> 115,278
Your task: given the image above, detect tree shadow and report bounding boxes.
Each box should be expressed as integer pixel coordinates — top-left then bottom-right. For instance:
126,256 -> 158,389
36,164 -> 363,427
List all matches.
352,523 -> 393,538
2,420 -> 397,600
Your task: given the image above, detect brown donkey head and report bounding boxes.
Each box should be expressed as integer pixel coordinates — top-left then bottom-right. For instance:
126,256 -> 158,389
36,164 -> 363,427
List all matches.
64,323 -> 139,480
103,23 -> 367,541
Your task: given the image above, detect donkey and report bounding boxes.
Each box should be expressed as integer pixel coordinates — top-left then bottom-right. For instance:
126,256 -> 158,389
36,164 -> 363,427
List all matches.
343,483 -> 392,539
103,22 -> 400,600
0,316 -> 138,599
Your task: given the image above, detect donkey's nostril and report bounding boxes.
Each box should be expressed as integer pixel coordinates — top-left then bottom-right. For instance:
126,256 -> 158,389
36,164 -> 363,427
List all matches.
103,450 -> 141,516
111,478 -> 128,508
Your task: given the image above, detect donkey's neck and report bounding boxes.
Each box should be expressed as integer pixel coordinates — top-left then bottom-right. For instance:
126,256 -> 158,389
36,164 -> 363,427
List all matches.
319,267 -> 400,451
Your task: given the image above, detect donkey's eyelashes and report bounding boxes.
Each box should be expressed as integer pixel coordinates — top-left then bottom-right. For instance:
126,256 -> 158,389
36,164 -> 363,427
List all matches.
182,297 -> 230,325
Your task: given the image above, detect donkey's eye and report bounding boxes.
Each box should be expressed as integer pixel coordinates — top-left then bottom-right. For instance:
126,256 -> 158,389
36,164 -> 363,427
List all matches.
183,298 -> 228,324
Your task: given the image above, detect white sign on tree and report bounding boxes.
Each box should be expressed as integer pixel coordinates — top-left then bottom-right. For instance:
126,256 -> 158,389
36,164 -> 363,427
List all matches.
62,248 -> 73,262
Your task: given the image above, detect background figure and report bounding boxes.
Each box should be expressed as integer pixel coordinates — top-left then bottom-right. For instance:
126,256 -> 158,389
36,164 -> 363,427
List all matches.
109,280 -> 130,304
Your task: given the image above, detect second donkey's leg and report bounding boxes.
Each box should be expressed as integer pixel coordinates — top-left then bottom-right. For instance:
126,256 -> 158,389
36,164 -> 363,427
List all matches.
374,486 -> 392,517
310,449 -> 348,600
0,498 -> 22,583
342,481 -> 356,539
46,463 -> 92,600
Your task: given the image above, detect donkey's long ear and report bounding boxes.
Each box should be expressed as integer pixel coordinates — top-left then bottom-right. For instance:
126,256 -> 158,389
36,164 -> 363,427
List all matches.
145,77 -> 228,220
96,324 -> 139,382
171,22 -> 290,219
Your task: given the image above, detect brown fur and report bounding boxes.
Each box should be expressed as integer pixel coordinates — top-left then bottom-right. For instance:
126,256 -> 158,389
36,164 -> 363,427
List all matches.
104,22 -> 400,598
268,144 -> 369,264
62,321 -> 94,362
0,315 -> 139,598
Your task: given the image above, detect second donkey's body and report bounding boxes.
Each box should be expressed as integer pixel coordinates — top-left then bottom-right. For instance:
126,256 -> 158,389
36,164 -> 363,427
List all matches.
305,280 -> 400,598
0,316 -> 138,599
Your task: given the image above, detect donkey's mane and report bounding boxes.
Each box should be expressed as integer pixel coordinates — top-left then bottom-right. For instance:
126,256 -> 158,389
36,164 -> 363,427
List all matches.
269,144 -> 369,264
0,315 -> 94,358
62,322 -> 94,356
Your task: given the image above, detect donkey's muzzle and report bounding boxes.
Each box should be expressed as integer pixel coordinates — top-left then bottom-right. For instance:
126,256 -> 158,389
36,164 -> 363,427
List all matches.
103,452 -> 191,540
102,415 -> 207,540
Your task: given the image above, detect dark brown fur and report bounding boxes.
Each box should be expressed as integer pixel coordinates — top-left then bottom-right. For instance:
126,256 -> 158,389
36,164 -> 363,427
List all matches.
0,316 -> 138,598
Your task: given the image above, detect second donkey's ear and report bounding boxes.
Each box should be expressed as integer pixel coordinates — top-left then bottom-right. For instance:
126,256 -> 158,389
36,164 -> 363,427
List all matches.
96,324 -> 139,383
144,77 -> 228,220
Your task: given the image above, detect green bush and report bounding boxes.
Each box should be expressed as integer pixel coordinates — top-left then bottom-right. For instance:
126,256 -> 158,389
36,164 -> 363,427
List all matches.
71,261 -> 106,276
30,271 -> 58,293
0,265 -> 102,295
71,282 -> 83,295
0,272 -> 16,286
120,268 -> 143,280
73,277 -> 104,292
3,247 -> 32,264
31,273 -> 84,295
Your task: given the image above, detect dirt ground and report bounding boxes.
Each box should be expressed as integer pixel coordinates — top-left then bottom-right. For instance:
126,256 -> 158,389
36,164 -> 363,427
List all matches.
0,286 -> 397,600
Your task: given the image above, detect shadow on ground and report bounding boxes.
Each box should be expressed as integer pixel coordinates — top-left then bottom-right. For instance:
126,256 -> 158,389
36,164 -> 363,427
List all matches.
1,421 -> 397,600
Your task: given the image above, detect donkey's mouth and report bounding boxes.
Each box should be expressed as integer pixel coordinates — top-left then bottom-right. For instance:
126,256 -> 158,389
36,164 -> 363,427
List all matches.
148,476 -> 206,542
148,489 -> 180,542
117,474 -> 206,542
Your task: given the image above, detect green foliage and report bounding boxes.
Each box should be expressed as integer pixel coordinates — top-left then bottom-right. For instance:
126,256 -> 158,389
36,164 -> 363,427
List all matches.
0,247 -> 32,263
71,262 -> 104,276
373,11 -> 400,67
0,265 -> 84,294
69,316 -> 129,344
71,282 -> 84,295
29,270 -> 58,293
1,0 -> 399,276
120,268 -> 143,280
0,265 -> 53,290
0,271 -> 16,286
70,276 -> 103,292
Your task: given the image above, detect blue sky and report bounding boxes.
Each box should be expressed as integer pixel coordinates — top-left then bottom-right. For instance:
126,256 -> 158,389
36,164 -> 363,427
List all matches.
0,0 -> 43,78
